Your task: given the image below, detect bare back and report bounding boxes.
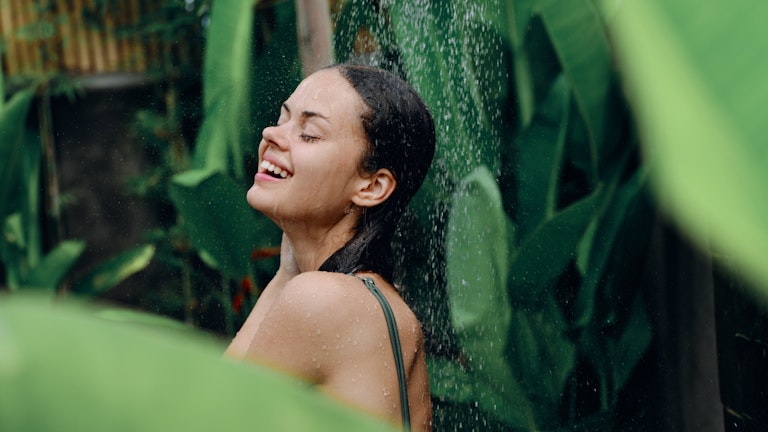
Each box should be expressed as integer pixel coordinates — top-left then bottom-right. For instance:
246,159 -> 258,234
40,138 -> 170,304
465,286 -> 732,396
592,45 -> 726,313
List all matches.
226,271 -> 432,431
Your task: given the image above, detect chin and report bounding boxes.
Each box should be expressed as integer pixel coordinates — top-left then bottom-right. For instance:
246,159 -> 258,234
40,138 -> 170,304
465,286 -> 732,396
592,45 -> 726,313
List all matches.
246,187 -> 282,221
245,186 -> 265,211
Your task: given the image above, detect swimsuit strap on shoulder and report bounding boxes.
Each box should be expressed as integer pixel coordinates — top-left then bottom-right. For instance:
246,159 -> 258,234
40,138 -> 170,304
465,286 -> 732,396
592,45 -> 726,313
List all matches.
357,276 -> 411,432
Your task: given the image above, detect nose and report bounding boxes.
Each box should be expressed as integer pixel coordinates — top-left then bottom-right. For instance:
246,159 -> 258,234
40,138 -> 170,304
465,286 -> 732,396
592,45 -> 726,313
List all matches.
261,123 -> 289,150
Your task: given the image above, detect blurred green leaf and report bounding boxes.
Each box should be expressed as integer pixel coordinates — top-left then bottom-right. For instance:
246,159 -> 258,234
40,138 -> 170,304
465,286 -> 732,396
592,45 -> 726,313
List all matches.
0,296 -> 396,432
606,294 -> 652,392
20,120 -> 42,268
0,89 -> 34,221
445,166 -> 533,428
192,0 -> 255,179
507,294 -> 575,428
426,357 -> 475,402
72,245 -> 155,296
573,161 -> 647,328
24,240 -> 85,291
515,75 -> 570,238
250,1 -> 302,141
506,0 -> 535,48
389,1 -> 501,182
611,0 -> 768,298
1,214 -> 26,290
169,169 -> 278,280
539,0 -> 611,180
502,0 -> 537,126
333,0 -> 370,60
508,187 -> 602,309
447,166 -> 511,334
0,58 -> 4,110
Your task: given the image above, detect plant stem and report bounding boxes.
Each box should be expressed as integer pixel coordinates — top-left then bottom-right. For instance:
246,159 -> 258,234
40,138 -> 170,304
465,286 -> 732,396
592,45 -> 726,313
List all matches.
222,276 -> 233,337
39,90 -> 62,249
182,256 -> 194,325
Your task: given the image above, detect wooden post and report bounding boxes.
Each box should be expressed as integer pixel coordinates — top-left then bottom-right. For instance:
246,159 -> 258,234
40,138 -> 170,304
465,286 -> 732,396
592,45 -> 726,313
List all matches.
295,0 -> 333,77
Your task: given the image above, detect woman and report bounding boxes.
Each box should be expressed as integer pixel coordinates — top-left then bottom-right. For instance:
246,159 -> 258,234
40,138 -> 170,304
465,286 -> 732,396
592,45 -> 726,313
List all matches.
225,64 -> 436,431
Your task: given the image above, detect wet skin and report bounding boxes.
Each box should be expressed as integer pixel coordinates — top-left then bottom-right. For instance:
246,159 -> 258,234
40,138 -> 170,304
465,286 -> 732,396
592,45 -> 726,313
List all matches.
226,69 -> 433,431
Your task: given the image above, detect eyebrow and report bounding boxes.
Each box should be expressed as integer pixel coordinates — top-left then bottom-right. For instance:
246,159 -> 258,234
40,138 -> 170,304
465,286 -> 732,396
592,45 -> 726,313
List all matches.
282,103 -> 330,123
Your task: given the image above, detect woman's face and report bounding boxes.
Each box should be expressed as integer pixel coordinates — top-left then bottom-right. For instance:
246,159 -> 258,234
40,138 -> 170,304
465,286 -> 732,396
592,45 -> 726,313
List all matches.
246,69 -> 370,228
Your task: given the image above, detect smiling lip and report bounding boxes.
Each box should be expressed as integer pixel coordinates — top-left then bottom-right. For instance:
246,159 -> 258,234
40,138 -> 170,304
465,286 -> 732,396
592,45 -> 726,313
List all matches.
256,157 -> 292,181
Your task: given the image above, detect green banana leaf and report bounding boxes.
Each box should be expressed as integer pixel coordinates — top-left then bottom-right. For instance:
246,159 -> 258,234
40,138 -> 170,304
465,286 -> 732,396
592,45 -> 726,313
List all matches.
0,89 -> 35,222
0,121 -> 43,289
606,294 -> 652,394
192,0 -> 256,179
515,75 -> 570,238
169,169 -> 279,281
250,0 -> 302,132
573,165 -> 648,328
72,245 -> 155,296
539,0 -> 611,181
444,165 -> 533,429
193,0 -> 301,180
0,295 -> 397,432
504,0 -> 537,127
388,0 -> 502,183
507,293 -> 575,429
0,55 -> 4,111
1,214 -> 27,290
507,187 -> 603,310
611,0 -> 768,297
23,240 -> 85,291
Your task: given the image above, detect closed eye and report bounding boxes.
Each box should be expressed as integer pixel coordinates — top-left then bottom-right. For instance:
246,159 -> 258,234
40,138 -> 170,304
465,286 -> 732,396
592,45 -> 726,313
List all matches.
300,133 -> 320,143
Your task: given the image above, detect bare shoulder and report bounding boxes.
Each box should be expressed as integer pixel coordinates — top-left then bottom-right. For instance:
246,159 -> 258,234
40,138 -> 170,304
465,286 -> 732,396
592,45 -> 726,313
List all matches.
275,271 -> 369,317
258,271 -> 388,338
281,271 -> 362,301
276,271 -> 422,342
246,270 -> 431,428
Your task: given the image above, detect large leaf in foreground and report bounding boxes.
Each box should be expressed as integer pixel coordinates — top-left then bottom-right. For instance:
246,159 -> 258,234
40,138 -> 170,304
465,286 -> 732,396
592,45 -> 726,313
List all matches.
0,296 -> 396,432
611,0 -> 768,297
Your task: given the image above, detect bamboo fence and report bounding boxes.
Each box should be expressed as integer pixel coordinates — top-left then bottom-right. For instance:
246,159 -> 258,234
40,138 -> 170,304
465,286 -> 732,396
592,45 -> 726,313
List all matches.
0,0 -> 198,80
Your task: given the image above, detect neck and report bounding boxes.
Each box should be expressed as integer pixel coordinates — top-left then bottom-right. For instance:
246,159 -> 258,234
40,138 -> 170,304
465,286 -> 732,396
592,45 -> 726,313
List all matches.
282,213 -> 358,273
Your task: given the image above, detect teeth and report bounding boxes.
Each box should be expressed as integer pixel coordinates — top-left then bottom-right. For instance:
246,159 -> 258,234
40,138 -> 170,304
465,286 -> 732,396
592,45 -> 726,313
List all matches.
261,160 -> 291,178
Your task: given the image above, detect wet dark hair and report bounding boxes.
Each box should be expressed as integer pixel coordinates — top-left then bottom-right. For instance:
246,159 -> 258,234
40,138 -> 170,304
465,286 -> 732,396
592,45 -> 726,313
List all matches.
317,64 -> 436,282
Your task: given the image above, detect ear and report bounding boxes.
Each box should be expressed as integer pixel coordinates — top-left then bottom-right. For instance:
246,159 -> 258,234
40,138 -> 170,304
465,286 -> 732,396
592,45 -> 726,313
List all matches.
351,168 -> 396,208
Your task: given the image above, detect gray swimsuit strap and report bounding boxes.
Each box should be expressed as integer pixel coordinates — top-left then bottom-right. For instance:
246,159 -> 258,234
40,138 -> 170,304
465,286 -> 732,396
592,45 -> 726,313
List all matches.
357,276 -> 411,432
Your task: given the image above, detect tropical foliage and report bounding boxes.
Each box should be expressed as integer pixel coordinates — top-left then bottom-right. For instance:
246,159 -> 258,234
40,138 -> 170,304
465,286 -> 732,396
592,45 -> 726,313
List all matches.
1,0 -> 766,431
333,0 -> 653,429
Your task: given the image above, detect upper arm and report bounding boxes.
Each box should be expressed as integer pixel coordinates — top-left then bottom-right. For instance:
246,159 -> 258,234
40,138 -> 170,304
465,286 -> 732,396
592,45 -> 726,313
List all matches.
243,272 -> 357,384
